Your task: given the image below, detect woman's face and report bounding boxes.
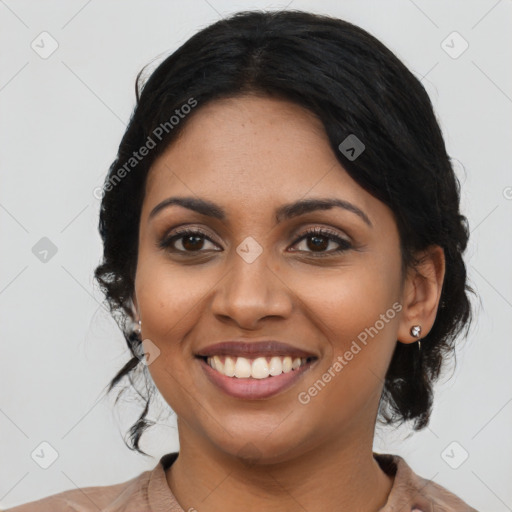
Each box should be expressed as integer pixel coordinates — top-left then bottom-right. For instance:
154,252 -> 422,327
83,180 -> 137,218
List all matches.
133,94 -> 412,463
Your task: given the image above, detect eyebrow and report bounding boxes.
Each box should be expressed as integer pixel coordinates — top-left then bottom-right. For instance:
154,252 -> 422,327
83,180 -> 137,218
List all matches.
149,196 -> 372,227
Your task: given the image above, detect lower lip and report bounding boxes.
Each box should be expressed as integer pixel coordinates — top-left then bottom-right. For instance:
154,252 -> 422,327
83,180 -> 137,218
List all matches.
198,358 -> 316,400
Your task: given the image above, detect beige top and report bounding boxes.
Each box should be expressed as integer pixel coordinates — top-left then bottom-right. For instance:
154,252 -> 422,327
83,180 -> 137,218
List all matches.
3,452 -> 479,511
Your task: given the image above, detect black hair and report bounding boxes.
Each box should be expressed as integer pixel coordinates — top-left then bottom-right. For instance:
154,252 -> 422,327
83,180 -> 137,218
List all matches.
94,9 -> 475,455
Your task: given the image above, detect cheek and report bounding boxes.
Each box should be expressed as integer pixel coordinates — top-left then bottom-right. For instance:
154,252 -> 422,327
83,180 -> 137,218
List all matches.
291,259 -> 401,346
133,257 -> 213,396
135,253 -> 216,344
290,258 -> 402,400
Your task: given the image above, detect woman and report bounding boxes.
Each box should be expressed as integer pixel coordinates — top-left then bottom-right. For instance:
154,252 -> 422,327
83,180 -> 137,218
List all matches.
6,9 -> 478,512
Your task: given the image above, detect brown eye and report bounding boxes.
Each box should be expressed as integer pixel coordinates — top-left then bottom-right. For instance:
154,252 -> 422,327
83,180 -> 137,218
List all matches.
291,227 -> 352,256
157,226 -> 352,257
158,228 -> 219,253
181,233 -> 206,251
304,234 -> 329,251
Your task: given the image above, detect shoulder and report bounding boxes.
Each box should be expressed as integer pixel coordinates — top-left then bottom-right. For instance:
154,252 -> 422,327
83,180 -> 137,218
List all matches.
374,452 -> 480,512
1,467 -> 154,512
374,453 -> 478,512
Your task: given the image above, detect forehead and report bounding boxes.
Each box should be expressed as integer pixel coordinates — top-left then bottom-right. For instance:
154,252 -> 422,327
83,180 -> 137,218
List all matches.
142,95 -> 384,225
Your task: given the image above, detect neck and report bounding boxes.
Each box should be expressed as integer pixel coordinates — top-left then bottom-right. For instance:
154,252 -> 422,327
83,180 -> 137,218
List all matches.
166,422 -> 394,512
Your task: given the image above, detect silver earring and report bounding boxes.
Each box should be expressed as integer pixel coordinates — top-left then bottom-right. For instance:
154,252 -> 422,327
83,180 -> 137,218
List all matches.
410,325 -> 422,352
135,319 -> 141,335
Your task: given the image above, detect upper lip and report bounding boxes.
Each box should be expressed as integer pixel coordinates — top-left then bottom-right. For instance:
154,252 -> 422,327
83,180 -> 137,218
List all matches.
195,340 -> 318,359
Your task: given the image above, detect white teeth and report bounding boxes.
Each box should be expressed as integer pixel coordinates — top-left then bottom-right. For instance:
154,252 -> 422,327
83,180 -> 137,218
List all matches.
224,356 -> 235,377
213,355 -> 224,373
269,356 -> 283,376
205,355 -> 311,378
282,356 -> 292,373
234,357 -> 252,378
251,357 -> 270,379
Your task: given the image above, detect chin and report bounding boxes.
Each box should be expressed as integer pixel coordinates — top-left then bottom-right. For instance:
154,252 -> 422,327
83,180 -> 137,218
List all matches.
207,422 -> 311,466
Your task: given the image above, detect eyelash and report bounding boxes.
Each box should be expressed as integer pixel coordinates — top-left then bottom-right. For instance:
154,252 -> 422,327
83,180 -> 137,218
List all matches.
157,226 -> 352,257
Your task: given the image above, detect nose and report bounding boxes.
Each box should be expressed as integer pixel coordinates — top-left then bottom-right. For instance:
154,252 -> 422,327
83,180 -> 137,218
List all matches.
210,246 -> 294,330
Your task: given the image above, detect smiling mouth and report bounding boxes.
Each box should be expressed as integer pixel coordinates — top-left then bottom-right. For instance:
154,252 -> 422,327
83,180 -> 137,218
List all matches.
196,355 -> 317,379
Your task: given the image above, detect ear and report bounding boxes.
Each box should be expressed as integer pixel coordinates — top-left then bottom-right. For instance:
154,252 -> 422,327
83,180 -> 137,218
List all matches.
397,245 -> 446,344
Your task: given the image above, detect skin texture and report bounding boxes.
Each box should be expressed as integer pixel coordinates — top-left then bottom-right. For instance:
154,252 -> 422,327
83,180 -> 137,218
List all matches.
132,94 -> 445,512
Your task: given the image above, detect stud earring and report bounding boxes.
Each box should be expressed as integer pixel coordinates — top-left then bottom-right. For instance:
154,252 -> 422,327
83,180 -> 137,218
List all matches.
410,325 -> 422,352
135,319 -> 142,335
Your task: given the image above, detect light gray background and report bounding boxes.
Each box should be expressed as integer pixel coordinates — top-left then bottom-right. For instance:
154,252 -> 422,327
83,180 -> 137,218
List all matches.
1,0 -> 511,510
